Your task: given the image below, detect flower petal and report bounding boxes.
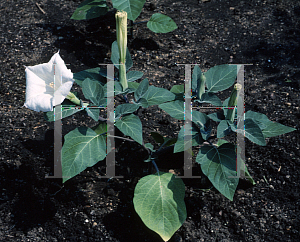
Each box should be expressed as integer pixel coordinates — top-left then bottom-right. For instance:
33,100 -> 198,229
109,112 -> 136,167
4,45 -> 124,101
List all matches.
24,52 -> 74,112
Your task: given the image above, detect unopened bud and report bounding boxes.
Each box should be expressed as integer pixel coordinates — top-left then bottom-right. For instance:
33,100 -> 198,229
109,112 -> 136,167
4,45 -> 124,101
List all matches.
226,83 -> 242,122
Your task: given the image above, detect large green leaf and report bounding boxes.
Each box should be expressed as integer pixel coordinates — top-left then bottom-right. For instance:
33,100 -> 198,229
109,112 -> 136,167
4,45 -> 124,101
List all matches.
262,122 -> 296,138
74,67 -> 106,87
133,172 -> 186,242
112,0 -> 146,21
205,64 -> 237,93
147,13 -> 178,33
245,111 -> 271,130
196,143 -> 239,201
71,0 -> 108,20
143,86 -> 175,106
115,114 -> 142,144
62,127 -> 107,183
159,100 -> 184,120
232,119 -> 266,146
82,78 -> 106,106
111,41 -> 133,71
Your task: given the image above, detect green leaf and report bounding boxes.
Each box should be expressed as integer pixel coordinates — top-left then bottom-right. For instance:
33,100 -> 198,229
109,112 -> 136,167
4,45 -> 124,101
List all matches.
151,132 -> 165,144
143,86 -> 175,106
205,64 -> 237,93
128,81 -> 140,90
217,139 -> 229,146
222,97 -> 230,117
44,105 -> 83,122
115,103 -> 139,119
111,41 -> 133,71
91,121 -> 107,135
115,114 -> 143,144
86,107 -> 100,121
74,67 -> 106,87
192,65 -> 202,92
127,71 -> 143,82
217,120 -> 232,138
82,78 -> 106,106
133,172 -> 186,242
170,84 -> 184,94
192,111 -> 212,140
207,112 -> 225,122
232,119 -> 266,146
243,162 -> 256,185
245,111 -> 271,130
112,0 -> 146,21
62,127 -> 106,183
136,98 -> 148,108
71,0 -> 108,20
147,13 -> 178,33
262,122 -> 296,138
174,124 -> 204,153
192,111 -> 209,128
200,92 -> 222,107
196,143 -> 239,200
134,78 -> 149,101
159,100 -> 184,120
104,81 -> 123,97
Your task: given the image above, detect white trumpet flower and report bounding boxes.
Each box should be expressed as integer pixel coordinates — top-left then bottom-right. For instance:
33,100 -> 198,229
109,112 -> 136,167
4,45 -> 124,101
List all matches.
24,51 -> 74,112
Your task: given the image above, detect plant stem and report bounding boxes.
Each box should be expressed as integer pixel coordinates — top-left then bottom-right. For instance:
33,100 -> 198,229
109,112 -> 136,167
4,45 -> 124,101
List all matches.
151,159 -> 160,176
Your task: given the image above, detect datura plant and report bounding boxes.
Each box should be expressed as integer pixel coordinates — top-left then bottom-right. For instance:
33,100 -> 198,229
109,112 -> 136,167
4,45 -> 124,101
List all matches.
23,1 -> 296,241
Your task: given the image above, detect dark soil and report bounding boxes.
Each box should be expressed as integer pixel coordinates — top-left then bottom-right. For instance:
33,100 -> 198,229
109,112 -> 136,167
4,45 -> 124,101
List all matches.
1,0 -> 300,241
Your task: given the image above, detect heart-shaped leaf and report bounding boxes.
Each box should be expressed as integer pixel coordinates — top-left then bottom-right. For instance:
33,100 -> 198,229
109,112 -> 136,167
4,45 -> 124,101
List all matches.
159,100 -> 184,120
147,13 -> 178,33
115,114 -> 142,144
133,172 -> 186,241
112,0 -> 146,21
71,0 -> 108,20
82,78 -> 106,107
206,64 -> 237,93
62,127 -> 106,183
143,86 -> 175,106
196,143 -> 239,200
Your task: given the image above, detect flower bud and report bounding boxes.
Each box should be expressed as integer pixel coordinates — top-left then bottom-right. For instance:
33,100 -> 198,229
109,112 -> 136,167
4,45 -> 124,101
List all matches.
115,10 -> 128,90
197,73 -> 206,100
66,92 -> 81,105
226,83 -> 242,122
